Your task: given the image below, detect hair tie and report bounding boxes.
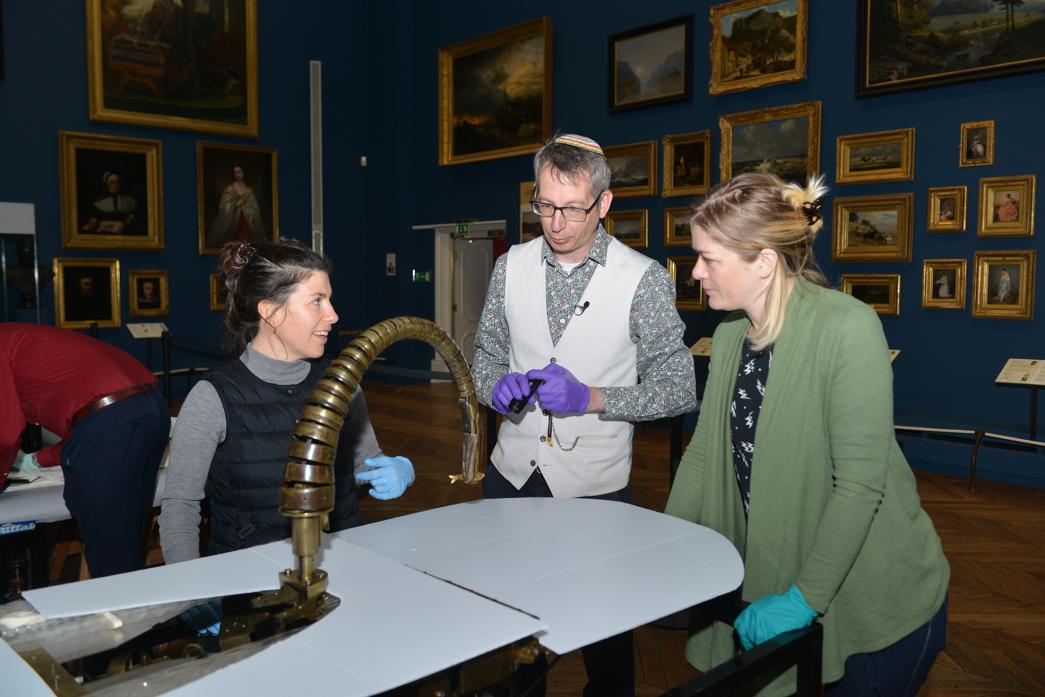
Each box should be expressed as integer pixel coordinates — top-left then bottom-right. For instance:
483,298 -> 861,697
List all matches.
240,242 -> 257,262
801,198 -> 823,226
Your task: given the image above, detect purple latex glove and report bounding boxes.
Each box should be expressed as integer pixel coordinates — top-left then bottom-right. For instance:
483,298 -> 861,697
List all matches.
491,372 -> 533,414
526,363 -> 590,415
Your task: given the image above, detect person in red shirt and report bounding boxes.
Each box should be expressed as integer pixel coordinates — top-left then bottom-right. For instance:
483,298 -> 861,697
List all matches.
0,323 -> 170,578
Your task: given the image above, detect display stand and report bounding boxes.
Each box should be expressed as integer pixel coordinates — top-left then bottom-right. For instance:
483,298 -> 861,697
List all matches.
127,322 -> 168,371
995,358 -> 1045,440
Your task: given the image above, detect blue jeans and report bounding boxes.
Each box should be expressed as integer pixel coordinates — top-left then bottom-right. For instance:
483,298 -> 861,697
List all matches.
825,595 -> 948,697
483,464 -> 635,697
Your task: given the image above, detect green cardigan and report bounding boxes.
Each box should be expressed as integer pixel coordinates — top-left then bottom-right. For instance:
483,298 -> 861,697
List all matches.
665,278 -> 949,694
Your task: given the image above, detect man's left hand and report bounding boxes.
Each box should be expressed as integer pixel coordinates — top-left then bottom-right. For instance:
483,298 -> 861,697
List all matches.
526,363 -> 590,415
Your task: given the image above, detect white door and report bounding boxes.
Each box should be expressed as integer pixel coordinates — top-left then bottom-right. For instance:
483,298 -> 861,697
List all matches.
451,238 -> 493,364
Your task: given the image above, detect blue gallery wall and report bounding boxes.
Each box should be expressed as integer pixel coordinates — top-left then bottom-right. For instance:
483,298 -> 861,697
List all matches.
0,3 -> 1042,483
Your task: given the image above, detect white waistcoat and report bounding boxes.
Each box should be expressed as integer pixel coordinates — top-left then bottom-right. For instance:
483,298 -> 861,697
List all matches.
492,237 -> 652,497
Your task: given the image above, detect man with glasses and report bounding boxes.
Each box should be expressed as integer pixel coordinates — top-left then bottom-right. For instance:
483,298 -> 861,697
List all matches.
472,133 -> 697,696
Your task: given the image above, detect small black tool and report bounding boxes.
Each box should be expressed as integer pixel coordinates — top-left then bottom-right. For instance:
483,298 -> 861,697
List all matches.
509,378 -> 544,414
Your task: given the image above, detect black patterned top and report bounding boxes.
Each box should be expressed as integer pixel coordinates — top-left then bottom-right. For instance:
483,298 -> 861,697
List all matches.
731,341 -> 773,515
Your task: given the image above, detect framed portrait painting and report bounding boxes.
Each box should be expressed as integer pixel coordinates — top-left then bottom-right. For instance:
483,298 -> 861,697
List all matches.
662,131 -> 710,198
960,120 -> 995,167
832,193 -> 914,262
972,250 -> 1036,320
128,269 -> 169,317
720,101 -> 821,182
835,128 -> 915,184
53,258 -> 121,329
978,175 -> 1035,237
439,18 -> 552,165
921,259 -> 966,310
840,273 -> 901,316
604,210 -> 648,249
519,181 -> 542,243
58,131 -> 163,250
857,0 -> 1045,96
210,273 -> 228,312
605,141 -> 657,198
927,186 -> 966,233
709,0 -> 807,95
664,206 -> 696,247
86,0 -> 258,137
609,16 -> 692,112
667,256 -> 705,311
197,141 -> 278,254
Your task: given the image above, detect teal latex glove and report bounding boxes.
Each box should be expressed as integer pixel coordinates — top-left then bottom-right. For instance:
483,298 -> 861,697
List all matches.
12,451 -> 41,473
733,584 -> 817,650
179,598 -> 221,636
356,455 -> 415,500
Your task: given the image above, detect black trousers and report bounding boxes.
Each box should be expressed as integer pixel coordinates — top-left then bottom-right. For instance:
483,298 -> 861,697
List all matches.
61,390 -> 169,578
483,464 -> 636,697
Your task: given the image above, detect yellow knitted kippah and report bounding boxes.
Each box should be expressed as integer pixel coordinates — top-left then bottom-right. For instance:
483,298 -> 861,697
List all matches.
553,133 -> 604,155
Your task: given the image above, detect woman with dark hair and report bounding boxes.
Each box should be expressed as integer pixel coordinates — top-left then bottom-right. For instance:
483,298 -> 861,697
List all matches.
666,173 -> 949,696
207,163 -> 266,247
160,238 -> 414,574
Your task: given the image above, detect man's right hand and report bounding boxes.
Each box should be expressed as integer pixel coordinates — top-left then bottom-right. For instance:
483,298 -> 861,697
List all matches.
491,372 -> 532,414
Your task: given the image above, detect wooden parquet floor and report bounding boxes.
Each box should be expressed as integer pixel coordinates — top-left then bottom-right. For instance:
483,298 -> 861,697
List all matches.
359,380 -> 1045,696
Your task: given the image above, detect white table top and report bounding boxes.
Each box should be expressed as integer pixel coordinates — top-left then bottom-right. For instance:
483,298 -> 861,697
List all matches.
0,469 -> 168,528
6,498 -> 743,696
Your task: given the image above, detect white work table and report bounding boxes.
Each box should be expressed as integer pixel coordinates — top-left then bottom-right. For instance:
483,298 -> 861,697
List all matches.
5,497 -> 744,696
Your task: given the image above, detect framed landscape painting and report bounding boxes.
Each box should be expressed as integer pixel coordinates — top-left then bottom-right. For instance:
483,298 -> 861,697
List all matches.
609,16 -> 692,112
59,131 -> 163,250
709,0 -> 807,95
858,0 -> 1045,96
840,273 -> 901,316
86,0 -> 259,137
519,181 -> 542,243
662,131 -> 710,198
720,101 -> 821,182
439,18 -> 552,165
664,206 -> 695,247
835,128 -> 915,184
604,210 -> 648,248
667,256 -> 705,311
832,193 -> 914,262
605,141 -> 657,198
972,250 -> 1035,320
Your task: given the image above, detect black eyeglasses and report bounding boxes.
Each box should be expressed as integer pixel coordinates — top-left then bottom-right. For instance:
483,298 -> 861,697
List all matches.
530,191 -> 604,223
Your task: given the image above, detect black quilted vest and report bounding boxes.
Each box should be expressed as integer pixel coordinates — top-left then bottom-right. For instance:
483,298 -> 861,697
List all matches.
203,359 -> 360,555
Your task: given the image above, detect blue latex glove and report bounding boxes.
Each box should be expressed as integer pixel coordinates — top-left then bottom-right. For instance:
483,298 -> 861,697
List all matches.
356,455 -> 415,500
491,372 -> 532,414
179,598 -> 221,636
526,363 -> 590,415
733,584 -> 817,650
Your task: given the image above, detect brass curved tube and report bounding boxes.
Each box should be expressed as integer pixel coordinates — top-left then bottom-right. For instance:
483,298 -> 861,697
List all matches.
276,316 -> 483,603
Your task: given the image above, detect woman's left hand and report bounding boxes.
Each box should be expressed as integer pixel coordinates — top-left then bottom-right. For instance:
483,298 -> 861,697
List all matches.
733,584 -> 817,650
357,455 -> 415,500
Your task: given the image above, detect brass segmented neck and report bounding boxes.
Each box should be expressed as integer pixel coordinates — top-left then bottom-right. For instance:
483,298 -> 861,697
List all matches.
279,316 -> 483,598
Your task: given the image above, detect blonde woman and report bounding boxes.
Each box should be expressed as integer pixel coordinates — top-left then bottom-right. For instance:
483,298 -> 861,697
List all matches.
666,173 -> 949,696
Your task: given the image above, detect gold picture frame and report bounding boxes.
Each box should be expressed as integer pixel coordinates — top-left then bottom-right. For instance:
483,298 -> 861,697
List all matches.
832,193 -> 914,262
609,16 -> 692,111
719,100 -> 821,182
927,186 -> 967,233
835,128 -> 915,184
662,131 -> 710,198
978,175 -> 1035,238
438,18 -> 552,165
210,273 -> 228,312
604,209 -> 648,249
709,0 -> 807,95
972,250 -> 1036,320
197,141 -> 279,254
664,206 -> 694,247
605,141 -> 657,198
86,0 -> 259,138
840,273 -> 900,316
519,181 -> 542,243
128,269 -> 169,317
58,131 -> 163,250
921,259 -> 966,310
959,120 -> 995,167
53,258 -> 121,329
667,256 -> 705,311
